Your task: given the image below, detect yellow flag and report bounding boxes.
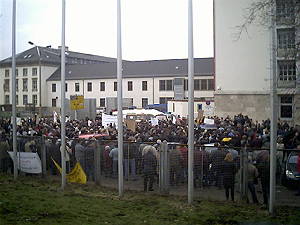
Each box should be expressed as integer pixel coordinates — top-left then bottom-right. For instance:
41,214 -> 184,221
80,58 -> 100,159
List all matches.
51,158 -> 87,184
222,137 -> 232,142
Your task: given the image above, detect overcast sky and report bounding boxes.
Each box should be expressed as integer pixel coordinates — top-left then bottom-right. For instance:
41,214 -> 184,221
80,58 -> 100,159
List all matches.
0,0 -> 213,61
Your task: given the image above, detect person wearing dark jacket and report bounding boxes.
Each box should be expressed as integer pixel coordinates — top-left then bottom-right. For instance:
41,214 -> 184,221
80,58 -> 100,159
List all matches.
257,154 -> 270,206
142,146 -> 157,192
223,153 -> 236,201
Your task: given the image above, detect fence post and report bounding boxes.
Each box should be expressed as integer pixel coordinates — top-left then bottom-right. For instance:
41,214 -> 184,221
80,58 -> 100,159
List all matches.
240,147 -> 244,201
41,136 -> 47,178
94,140 -> 101,185
160,141 -> 169,194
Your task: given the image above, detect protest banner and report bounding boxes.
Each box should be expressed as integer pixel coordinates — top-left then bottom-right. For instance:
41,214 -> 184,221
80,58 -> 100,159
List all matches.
150,117 -> 159,126
102,113 -> 118,128
8,151 -> 42,174
125,119 -> 136,132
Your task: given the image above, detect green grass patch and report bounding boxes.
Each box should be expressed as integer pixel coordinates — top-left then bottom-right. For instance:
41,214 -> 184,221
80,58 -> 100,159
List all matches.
0,174 -> 299,225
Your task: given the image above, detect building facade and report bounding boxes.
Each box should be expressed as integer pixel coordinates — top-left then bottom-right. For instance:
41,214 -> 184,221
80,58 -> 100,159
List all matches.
0,47 -> 214,115
46,58 -> 214,111
214,0 -> 300,124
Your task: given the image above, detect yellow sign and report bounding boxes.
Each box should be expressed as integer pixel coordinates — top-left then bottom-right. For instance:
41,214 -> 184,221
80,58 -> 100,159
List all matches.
70,95 -> 84,110
52,158 -> 87,184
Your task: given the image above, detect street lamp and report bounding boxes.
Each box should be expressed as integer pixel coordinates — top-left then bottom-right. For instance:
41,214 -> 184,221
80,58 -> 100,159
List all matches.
28,41 -> 42,116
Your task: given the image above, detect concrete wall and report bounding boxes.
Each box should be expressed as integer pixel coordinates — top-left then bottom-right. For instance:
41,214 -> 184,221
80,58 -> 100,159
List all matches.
214,92 -> 270,122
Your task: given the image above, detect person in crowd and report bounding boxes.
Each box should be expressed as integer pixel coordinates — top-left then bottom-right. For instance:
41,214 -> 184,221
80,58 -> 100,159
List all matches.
103,145 -> 112,177
142,145 -> 157,192
211,144 -> 228,188
169,145 -> 183,186
222,153 -> 236,201
123,136 -> 137,180
247,158 -> 259,204
85,140 -> 96,181
109,146 -> 119,178
257,152 -> 270,206
0,134 -> 11,173
47,138 -> 61,175
75,139 -> 85,170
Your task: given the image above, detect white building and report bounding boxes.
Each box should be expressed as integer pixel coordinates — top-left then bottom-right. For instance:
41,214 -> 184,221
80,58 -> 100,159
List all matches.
214,0 -> 300,124
0,46 -> 214,115
46,58 -> 214,111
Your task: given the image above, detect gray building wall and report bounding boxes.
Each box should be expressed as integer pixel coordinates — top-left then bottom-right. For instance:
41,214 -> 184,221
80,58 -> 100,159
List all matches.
214,92 -> 271,122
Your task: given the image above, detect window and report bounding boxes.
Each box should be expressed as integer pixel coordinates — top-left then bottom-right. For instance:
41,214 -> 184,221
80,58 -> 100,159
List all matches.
32,95 -> 38,105
159,97 -> 173,104
16,79 -> 18,91
22,78 -> 28,91
280,95 -> 293,118
16,69 -> 18,77
16,95 -> 18,105
23,95 -> 28,105
100,82 -> 105,91
184,80 -> 188,91
276,0 -> 295,21
32,78 -> 38,91
128,81 -> 133,91
201,79 -> 208,90
277,29 -> 295,49
5,95 -> 9,104
4,79 -> 9,92
52,83 -> 56,92
32,67 -> 38,76
100,98 -> 106,107
87,82 -> 92,92
208,79 -> 214,90
5,69 -> 9,77
166,80 -> 173,90
142,81 -> 147,91
75,83 -> 80,92
114,82 -> 117,91
52,98 -> 57,107
23,68 -> 28,76
65,83 -> 68,92
159,80 -> 173,91
194,80 -> 200,91
278,61 -> 296,81
159,80 -> 165,91
142,98 -> 148,108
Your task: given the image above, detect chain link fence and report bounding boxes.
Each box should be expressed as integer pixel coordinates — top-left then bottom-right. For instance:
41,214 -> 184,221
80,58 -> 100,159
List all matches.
1,136 -> 299,208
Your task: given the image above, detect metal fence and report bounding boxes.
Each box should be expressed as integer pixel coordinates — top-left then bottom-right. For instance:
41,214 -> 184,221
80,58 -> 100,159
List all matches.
1,136 -> 299,208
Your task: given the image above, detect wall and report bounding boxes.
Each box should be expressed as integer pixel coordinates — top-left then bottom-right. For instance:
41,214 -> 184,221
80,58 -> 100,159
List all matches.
214,0 -> 271,93
214,92 -> 270,122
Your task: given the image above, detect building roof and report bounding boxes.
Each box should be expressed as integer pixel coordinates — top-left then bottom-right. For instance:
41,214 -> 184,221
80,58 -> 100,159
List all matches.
47,58 -> 214,81
0,46 -> 117,66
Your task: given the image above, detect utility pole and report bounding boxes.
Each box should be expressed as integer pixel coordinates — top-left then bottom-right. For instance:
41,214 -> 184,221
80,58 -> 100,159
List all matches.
187,0 -> 195,205
60,0 -> 66,190
12,0 -> 18,180
269,3 -> 278,215
117,0 -> 124,197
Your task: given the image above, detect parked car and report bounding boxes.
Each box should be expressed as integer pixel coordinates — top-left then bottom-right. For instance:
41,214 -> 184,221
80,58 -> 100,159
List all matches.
282,152 -> 300,187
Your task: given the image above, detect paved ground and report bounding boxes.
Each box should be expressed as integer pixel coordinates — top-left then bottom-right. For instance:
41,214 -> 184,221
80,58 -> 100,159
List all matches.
99,175 -> 300,207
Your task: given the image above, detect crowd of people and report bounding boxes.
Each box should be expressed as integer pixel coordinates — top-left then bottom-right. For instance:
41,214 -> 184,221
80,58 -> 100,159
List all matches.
0,113 -> 300,201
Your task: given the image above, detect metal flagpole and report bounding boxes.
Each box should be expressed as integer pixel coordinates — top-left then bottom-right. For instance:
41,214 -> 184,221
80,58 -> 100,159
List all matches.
269,3 -> 277,215
12,0 -> 18,180
188,0 -> 195,205
60,0 -> 66,189
117,0 -> 124,197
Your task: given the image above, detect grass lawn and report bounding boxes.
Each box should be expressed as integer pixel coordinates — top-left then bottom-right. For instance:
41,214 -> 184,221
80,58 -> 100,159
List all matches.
0,174 -> 299,225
